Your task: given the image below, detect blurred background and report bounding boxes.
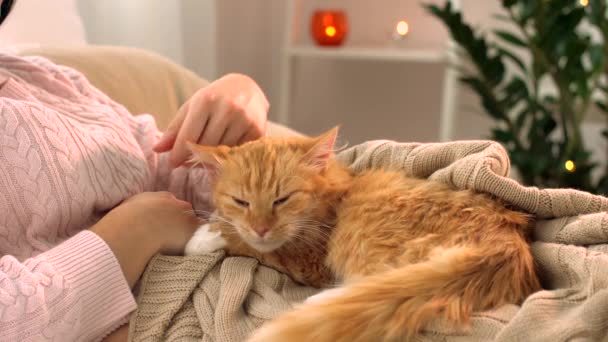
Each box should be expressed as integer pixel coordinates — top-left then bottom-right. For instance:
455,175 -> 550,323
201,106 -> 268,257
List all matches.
0,0 -> 504,144
1,0 -> 607,193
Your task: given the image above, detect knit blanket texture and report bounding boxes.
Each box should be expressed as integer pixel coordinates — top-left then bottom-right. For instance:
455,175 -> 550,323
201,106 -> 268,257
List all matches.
128,140 -> 608,342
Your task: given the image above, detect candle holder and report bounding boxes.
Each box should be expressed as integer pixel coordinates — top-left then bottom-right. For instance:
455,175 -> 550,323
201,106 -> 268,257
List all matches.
311,10 -> 348,47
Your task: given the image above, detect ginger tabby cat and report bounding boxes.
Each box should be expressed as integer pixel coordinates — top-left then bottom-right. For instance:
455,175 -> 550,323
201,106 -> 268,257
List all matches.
184,127 -> 540,341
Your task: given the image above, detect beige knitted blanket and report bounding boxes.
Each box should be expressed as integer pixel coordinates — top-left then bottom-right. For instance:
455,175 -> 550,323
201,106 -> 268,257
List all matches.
128,140 -> 608,342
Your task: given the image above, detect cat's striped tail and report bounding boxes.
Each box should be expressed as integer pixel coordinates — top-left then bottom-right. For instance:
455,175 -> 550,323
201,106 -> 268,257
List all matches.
246,243 -> 539,342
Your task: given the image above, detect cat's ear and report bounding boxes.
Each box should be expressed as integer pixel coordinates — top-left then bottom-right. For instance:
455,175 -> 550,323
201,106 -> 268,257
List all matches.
303,126 -> 339,170
187,142 -> 230,173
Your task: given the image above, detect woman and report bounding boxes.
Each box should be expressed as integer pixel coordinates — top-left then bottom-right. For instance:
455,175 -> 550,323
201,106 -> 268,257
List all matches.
0,1 -> 269,340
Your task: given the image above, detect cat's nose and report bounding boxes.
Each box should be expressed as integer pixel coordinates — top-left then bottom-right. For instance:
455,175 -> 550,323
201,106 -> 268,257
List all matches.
253,226 -> 270,238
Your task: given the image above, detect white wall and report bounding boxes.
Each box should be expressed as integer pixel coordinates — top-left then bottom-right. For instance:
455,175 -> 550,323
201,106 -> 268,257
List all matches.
76,0 -> 492,144
215,0 -> 488,144
0,0 -> 87,47
215,0 -> 605,158
77,0 -> 217,80
215,0 -> 286,121
75,0 -> 606,165
181,0 -> 217,80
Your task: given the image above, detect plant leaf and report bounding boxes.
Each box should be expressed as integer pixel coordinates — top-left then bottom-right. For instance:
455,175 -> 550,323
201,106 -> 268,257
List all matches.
491,128 -> 515,143
494,30 -> 527,48
460,76 -> 505,119
514,108 -> 529,131
496,47 -> 527,73
501,0 -> 517,8
589,44 -> 605,74
596,100 -> 608,113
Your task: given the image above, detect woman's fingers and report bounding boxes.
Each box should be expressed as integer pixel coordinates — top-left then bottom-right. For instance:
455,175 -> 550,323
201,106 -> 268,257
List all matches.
220,116 -> 252,146
237,125 -> 264,145
101,324 -> 129,342
153,100 -> 190,152
170,95 -> 211,167
197,98 -> 234,146
153,73 -> 269,164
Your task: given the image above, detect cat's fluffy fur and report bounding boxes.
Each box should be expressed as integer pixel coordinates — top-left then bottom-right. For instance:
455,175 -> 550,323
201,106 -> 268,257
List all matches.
186,127 -> 540,341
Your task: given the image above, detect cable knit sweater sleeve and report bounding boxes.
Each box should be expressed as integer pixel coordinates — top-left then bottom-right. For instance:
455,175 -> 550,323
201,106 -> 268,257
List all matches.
0,231 -> 136,341
0,55 -> 169,341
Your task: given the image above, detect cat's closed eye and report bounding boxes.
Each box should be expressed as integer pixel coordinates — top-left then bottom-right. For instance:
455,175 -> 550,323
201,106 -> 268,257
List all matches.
232,197 -> 249,207
273,195 -> 291,207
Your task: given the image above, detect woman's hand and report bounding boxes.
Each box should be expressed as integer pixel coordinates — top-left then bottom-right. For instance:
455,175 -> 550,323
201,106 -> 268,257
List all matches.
95,192 -> 199,342
91,192 -> 199,288
102,324 -> 129,342
153,73 -> 269,167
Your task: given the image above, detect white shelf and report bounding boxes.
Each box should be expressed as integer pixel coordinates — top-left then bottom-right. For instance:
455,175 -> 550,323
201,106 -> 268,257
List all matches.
279,0 -> 462,141
286,46 -> 447,63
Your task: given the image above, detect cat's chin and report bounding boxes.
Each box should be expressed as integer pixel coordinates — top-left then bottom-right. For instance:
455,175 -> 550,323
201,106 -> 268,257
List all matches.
246,239 -> 285,253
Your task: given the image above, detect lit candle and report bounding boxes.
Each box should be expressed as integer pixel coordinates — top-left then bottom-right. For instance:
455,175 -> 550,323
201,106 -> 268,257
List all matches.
392,20 -> 410,40
325,25 -> 337,38
311,10 -> 348,46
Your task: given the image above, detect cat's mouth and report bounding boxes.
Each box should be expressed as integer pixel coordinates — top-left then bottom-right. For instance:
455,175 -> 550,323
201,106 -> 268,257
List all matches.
246,238 -> 285,253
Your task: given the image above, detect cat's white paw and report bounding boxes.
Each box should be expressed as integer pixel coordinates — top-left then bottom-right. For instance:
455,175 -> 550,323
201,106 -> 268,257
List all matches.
304,287 -> 347,305
184,224 -> 227,255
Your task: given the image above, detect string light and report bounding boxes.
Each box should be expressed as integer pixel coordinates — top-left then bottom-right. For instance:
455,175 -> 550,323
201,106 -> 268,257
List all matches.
565,160 -> 576,172
580,0 -> 589,6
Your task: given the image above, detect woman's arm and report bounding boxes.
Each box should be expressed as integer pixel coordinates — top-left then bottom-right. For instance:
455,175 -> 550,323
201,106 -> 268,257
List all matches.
90,191 -> 200,287
0,231 -> 137,342
0,192 -> 198,342
0,55 -> 199,341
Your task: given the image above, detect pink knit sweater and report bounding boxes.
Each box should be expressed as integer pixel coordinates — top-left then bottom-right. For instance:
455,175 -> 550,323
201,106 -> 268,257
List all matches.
0,54 -> 211,341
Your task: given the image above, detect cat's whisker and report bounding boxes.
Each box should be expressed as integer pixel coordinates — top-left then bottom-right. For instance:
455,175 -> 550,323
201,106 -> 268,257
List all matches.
293,224 -> 331,230
190,209 -> 214,214
296,233 -> 328,247
206,213 -> 234,225
182,209 -> 206,220
291,225 -> 332,238
291,233 -> 331,247
284,226 -> 332,244
189,209 -> 216,218
209,216 -> 233,226
291,237 -> 326,255
288,235 -> 320,253
288,218 -> 334,228
186,212 -> 245,250
200,213 -> 247,237
290,228 -> 328,253
295,232 -> 331,245
284,240 -> 306,255
292,222 -> 333,231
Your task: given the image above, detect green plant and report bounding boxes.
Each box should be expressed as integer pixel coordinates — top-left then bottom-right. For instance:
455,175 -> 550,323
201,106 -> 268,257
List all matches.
427,0 -> 608,194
